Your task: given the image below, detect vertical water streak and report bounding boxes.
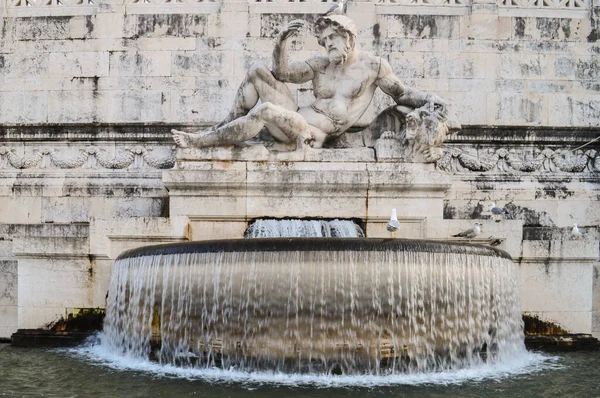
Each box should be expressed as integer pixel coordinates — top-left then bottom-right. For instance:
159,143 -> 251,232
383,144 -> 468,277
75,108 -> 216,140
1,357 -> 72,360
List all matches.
246,219 -> 364,238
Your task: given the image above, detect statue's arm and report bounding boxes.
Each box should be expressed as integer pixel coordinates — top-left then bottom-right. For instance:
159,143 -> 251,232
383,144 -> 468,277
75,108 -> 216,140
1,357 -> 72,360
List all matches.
272,20 -> 315,84
376,58 -> 446,112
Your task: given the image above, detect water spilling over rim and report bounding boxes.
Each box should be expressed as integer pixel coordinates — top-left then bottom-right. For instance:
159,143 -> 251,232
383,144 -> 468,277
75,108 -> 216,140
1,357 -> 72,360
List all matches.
116,238 -> 512,261
71,336 -> 558,388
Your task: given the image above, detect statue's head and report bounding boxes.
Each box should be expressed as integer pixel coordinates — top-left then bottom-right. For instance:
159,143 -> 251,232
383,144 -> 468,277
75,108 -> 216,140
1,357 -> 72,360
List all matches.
314,15 -> 357,65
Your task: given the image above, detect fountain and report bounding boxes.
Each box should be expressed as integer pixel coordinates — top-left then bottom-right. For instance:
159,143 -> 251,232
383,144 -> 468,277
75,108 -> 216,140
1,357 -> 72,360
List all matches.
95,12 -> 531,377
102,235 -> 526,375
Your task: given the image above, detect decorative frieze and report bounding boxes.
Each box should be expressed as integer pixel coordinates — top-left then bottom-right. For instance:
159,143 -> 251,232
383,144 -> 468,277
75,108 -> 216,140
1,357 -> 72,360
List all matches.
436,147 -> 599,173
380,0 -> 468,5
0,145 -> 175,170
8,0 -> 94,7
497,0 -> 587,9
1,0 -> 590,17
436,127 -> 600,174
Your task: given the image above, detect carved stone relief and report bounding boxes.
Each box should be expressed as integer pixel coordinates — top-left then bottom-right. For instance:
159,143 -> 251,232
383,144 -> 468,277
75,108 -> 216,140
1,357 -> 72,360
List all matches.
0,145 -> 176,170
436,147 -> 599,173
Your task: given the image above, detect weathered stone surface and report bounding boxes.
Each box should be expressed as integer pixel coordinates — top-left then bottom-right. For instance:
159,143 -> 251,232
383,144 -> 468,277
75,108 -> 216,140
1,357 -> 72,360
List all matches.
15,16 -> 72,41
0,259 -> 17,339
109,51 -> 172,77
123,14 -> 208,39
48,51 -> 109,78
0,6 -> 599,339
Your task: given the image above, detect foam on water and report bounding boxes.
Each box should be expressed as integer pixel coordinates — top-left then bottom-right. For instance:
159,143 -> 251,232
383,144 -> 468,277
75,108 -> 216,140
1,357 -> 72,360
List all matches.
69,336 -> 558,388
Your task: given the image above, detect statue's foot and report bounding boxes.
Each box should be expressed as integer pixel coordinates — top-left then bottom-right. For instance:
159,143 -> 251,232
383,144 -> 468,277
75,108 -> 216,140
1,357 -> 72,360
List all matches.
171,129 -> 192,148
296,132 -> 315,150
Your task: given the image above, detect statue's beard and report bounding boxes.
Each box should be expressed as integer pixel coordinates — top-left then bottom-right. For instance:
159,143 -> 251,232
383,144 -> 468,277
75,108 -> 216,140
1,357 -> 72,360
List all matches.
328,47 -> 348,65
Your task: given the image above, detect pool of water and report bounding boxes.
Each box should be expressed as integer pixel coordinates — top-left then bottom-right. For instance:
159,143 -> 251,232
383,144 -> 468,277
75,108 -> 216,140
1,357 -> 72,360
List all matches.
1,342 -> 598,397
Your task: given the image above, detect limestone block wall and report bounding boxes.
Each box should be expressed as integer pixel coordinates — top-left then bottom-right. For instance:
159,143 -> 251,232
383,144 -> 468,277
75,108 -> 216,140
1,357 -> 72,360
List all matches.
0,2 -> 599,339
0,239 -> 17,339
0,1 -> 599,127
0,126 -> 598,338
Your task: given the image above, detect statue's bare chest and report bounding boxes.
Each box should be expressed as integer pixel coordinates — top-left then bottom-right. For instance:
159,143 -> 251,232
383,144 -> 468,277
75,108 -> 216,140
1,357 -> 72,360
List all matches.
312,66 -> 373,100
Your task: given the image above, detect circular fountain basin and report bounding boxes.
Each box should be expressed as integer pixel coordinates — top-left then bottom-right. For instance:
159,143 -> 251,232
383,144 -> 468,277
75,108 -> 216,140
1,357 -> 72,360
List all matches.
103,238 -> 525,375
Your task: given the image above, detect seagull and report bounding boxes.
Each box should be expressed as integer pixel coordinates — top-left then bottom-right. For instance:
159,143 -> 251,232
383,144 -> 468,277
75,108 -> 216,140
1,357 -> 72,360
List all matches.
488,236 -> 504,247
571,223 -> 582,240
324,0 -> 348,16
387,208 -> 400,235
489,202 -> 508,222
452,223 -> 481,239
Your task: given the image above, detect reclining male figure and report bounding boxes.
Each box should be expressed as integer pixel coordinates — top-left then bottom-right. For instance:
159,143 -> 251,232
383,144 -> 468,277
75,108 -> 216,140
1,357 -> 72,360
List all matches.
172,15 -> 447,151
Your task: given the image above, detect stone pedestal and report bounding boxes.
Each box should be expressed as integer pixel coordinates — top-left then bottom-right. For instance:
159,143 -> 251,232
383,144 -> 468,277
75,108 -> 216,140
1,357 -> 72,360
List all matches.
163,148 -> 453,240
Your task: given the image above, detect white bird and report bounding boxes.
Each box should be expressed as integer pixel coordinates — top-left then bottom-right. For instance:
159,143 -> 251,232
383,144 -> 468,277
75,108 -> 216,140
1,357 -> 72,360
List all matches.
571,223 -> 582,240
489,202 -> 507,215
489,202 -> 508,222
387,208 -> 400,234
452,223 -> 481,239
324,0 -> 348,16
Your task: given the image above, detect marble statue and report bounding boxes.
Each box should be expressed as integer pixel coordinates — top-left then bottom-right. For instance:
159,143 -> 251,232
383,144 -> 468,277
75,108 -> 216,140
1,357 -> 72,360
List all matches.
172,15 -> 450,156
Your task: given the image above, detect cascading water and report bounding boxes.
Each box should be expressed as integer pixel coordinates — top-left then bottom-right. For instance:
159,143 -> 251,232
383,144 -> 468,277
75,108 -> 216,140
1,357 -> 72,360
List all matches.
245,219 -> 364,238
102,238 -> 526,375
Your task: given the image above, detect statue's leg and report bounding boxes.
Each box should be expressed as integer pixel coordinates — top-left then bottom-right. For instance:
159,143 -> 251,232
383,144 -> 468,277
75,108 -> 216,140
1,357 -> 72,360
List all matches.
172,102 -> 326,149
216,62 -> 296,128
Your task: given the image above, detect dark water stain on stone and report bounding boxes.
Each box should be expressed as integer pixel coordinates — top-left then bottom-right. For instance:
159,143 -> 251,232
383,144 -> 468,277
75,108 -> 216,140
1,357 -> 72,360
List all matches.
588,7 -> 599,42
534,18 -> 571,40
503,202 -> 555,227
85,15 -> 94,38
535,183 -> 573,200
470,202 -> 485,219
523,314 -> 569,335
128,14 -> 206,39
373,23 -> 380,46
260,14 -> 320,38
515,17 -> 526,39
47,308 -> 106,333
575,58 -> 600,81
443,201 -> 456,219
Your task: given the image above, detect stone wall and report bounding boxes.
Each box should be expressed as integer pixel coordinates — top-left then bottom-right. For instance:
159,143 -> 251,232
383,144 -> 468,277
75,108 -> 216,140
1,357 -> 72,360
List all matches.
0,1 -> 599,339
2,125 -> 597,340
0,0 -> 599,127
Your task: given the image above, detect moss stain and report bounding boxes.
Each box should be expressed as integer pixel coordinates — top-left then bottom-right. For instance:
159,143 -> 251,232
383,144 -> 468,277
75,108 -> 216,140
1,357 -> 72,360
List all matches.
47,308 -> 105,333
523,314 -> 569,335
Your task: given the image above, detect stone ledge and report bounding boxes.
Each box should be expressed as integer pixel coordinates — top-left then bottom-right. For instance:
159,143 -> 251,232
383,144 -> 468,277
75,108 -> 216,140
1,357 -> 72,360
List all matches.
176,146 -> 376,163
524,334 -> 600,352
0,223 -> 89,239
10,329 -> 94,348
447,125 -> 600,145
2,124 -> 597,146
